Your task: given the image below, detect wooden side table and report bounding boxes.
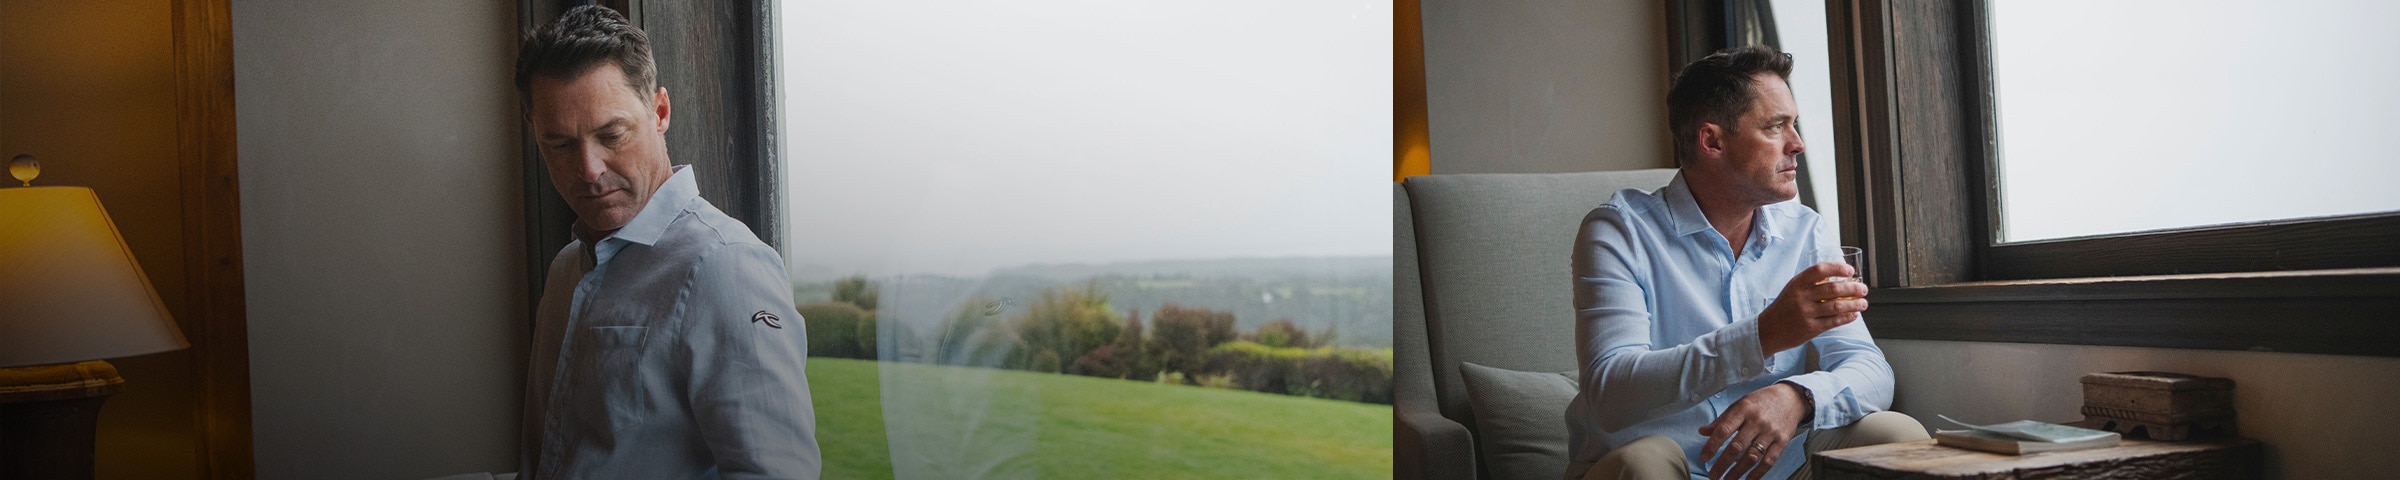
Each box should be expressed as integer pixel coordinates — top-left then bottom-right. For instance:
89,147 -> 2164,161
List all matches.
1813,438 -> 2261,479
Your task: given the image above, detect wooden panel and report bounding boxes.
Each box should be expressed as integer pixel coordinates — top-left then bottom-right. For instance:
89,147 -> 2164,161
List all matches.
1985,212 -> 2400,280
1828,0 -> 1919,288
1875,268 -> 2400,302
1867,271 -> 2400,358
636,0 -> 780,249
1872,297 -> 2400,357
171,0 -> 253,477
1887,0 -> 1977,286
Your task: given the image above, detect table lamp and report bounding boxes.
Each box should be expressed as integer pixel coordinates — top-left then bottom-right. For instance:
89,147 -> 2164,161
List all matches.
0,155 -> 190,479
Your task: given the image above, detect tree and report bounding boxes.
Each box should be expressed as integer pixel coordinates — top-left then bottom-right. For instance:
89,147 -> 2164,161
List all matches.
1075,310 -> 1149,379
1007,283 -> 1122,374
1198,341 -> 1394,404
1313,324 -> 1340,348
1148,303 -> 1236,382
856,310 -> 879,360
833,275 -> 880,311
1252,318 -> 1310,348
796,302 -> 871,359
1070,343 -> 1130,378
1117,311 -> 1157,381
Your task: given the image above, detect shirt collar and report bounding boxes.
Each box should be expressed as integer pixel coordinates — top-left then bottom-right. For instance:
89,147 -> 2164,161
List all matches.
1756,202 -> 1788,243
1660,171 -> 1792,243
578,165 -> 696,247
1659,173 -> 1715,237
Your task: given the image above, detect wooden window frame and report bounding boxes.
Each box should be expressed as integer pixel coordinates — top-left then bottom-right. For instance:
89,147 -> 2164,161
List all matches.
1823,0 -> 2400,358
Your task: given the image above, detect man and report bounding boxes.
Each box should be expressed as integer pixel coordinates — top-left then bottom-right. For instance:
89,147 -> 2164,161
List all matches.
514,6 -> 819,479
1565,45 -> 1927,480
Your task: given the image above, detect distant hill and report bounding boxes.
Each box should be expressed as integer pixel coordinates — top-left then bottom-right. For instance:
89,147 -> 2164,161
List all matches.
796,256 -> 1393,347
991,256 -> 1389,281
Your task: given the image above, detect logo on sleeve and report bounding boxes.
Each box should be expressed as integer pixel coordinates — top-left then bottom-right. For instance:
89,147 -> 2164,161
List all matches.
751,310 -> 784,329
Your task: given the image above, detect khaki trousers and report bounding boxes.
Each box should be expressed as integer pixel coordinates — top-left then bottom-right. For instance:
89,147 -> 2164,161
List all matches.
1574,411 -> 1929,480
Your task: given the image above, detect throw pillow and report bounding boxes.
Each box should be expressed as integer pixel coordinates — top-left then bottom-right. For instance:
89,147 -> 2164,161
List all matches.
1459,361 -> 1580,480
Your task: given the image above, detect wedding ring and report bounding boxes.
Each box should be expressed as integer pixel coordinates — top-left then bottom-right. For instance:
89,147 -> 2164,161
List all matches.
1750,442 -> 1767,453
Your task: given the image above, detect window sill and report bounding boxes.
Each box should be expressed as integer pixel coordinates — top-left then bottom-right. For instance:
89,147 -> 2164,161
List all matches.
1862,268 -> 2400,358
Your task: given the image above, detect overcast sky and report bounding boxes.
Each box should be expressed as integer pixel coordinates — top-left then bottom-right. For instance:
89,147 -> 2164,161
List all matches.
776,1 -> 1391,279
1990,0 -> 2400,242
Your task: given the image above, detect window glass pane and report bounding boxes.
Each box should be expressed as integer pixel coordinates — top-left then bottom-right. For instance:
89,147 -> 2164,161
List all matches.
1991,0 -> 2400,243
777,1 -> 1393,478
1771,0 -> 1842,232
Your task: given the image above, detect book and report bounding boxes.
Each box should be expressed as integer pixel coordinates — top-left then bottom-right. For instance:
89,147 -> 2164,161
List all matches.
1935,428 -> 2120,455
1937,414 -> 2119,443
1932,415 -> 2121,455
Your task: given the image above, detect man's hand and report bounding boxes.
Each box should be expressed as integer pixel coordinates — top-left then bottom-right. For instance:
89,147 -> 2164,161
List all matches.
1757,262 -> 1869,355
1697,383 -> 1809,480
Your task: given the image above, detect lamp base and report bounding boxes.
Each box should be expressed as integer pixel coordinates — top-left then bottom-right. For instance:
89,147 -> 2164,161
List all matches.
0,361 -> 124,480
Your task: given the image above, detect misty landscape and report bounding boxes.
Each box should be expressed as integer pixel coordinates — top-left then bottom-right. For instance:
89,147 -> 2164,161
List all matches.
791,256 -> 1396,478
794,256 -> 1393,349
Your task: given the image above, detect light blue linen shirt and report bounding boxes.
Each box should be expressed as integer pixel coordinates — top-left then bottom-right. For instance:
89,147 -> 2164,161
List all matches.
1565,173 -> 1894,480
521,165 -> 820,479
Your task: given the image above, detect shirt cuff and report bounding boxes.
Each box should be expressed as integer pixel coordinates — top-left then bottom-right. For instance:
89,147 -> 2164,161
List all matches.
1718,317 -> 1771,384
1779,372 -> 1845,430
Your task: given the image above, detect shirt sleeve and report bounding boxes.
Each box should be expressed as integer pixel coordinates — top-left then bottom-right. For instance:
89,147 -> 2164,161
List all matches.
1777,321 -> 1895,430
672,243 -> 822,480
1776,217 -> 1896,430
1573,205 -> 1773,432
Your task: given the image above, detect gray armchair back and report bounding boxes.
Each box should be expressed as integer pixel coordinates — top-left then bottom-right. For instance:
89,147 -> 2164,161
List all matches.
1394,169 -> 1680,480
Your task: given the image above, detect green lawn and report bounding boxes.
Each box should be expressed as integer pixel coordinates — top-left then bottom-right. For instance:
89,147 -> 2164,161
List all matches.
807,357 -> 1392,479
809,356 -> 895,478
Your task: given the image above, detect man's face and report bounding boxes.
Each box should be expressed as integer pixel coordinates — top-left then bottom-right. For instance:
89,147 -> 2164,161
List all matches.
527,63 -> 672,233
1697,73 -> 1806,206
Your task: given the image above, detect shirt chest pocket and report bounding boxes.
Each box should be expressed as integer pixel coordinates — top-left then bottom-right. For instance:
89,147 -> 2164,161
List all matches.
568,325 -> 653,434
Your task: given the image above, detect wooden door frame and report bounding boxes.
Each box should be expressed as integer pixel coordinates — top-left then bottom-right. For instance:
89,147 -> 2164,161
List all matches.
172,0 -> 252,477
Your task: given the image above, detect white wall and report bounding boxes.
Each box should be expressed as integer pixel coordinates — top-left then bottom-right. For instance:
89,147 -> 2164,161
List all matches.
233,0 -> 527,478
1884,340 -> 2400,479
1419,0 -> 1671,174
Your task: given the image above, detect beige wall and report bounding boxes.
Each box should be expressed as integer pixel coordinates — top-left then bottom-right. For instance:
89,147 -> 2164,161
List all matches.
0,1 -> 198,478
233,0 -> 527,477
1883,340 -> 2400,479
1419,0 -> 1671,174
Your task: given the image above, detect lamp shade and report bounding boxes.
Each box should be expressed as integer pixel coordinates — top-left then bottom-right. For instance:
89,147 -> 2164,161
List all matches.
0,186 -> 188,368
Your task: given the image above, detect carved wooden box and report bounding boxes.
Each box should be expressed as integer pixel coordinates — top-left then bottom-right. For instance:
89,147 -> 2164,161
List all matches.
2078,371 -> 2236,441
